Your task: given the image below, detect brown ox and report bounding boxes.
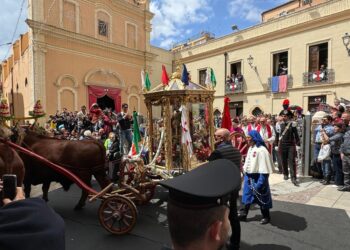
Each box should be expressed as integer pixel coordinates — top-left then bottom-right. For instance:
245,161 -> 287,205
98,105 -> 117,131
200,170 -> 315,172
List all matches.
0,141 -> 25,206
19,131 -> 110,210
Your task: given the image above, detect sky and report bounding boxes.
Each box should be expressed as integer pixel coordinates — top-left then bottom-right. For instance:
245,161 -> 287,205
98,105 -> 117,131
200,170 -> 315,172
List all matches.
0,0 -> 289,60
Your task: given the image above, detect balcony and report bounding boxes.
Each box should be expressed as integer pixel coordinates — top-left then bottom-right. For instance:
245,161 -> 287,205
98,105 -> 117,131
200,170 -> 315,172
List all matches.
303,69 -> 335,85
267,74 -> 293,92
225,80 -> 244,94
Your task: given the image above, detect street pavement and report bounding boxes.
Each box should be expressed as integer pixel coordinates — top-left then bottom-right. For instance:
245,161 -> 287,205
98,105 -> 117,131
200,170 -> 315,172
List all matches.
31,173 -> 350,250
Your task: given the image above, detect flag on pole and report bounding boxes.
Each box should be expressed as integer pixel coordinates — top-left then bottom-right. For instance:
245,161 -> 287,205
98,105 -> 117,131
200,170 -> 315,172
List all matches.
128,111 -> 141,156
141,71 -> 152,91
180,105 -> 193,157
205,68 -> 211,87
161,65 -> 169,86
141,70 -> 145,91
221,97 -> 232,130
210,68 -> 217,88
181,64 -> 189,85
145,72 -> 151,91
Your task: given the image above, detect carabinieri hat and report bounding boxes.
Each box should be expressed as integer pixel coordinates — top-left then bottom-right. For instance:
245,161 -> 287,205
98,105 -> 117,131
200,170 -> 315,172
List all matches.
159,159 -> 240,208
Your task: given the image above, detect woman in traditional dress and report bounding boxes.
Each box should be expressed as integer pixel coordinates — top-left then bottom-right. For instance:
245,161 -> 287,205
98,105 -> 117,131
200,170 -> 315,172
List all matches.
239,130 -> 274,224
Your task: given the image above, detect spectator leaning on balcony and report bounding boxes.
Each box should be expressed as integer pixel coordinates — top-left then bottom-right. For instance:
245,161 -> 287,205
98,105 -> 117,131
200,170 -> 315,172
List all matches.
277,62 -> 288,76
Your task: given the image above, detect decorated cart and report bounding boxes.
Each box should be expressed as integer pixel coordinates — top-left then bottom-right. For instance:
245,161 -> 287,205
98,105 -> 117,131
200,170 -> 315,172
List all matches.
143,66 -> 216,172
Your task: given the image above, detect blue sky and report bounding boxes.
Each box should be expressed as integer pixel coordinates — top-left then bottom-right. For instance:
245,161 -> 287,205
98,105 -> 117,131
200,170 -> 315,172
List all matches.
0,0 -> 289,60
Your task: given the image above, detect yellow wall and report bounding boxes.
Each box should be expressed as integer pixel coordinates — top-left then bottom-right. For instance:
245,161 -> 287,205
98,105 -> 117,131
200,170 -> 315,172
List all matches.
174,0 -> 350,115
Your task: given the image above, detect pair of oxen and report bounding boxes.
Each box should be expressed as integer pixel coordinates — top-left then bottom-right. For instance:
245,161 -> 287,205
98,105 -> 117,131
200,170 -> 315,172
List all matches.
0,126 -> 111,210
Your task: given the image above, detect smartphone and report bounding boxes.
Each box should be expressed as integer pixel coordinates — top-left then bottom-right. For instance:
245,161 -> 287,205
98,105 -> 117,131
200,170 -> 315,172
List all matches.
2,174 -> 17,200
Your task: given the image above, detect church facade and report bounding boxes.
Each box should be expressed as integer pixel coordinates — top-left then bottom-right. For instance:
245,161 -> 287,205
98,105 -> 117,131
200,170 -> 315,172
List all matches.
1,0 -> 158,119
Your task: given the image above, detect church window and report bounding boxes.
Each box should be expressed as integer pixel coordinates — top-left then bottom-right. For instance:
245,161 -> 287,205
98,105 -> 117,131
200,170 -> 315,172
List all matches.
98,20 -> 108,37
198,69 -> 206,86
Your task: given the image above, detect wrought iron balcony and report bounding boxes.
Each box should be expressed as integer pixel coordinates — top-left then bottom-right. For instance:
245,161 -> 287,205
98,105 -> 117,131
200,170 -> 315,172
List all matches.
267,74 -> 293,92
303,69 -> 335,85
225,80 -> 244,94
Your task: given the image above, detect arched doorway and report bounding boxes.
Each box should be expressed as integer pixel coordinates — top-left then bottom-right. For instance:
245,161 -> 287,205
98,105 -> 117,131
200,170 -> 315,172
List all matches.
88,86 -> 121,112
97,95 -> 115,111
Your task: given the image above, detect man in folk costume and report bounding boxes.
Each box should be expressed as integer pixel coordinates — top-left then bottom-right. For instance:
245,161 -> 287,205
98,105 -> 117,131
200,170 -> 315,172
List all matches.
276,109 -> 300,185
238,130 -> 274,225
256,117 -> 275,154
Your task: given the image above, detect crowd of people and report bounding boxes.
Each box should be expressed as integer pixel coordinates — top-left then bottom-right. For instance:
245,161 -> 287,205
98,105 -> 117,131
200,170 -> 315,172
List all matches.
214,98 -> 350,192
44,103 -> 139,155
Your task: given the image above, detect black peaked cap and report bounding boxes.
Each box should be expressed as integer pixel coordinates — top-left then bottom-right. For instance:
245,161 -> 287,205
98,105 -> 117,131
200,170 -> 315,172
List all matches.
159,159 -> 240,208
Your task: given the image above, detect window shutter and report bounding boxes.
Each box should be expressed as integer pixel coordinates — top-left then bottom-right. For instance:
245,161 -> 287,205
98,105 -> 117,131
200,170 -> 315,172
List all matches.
309,46 -> 319,72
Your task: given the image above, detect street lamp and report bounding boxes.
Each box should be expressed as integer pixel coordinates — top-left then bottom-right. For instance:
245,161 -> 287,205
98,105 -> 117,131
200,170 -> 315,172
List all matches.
247,55 -> 256,70
342,32 -> 350,56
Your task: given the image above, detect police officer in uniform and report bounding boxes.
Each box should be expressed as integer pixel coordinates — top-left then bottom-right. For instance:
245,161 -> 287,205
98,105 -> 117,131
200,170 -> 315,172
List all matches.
160,159 -> 240,250
276,109 -> 300,185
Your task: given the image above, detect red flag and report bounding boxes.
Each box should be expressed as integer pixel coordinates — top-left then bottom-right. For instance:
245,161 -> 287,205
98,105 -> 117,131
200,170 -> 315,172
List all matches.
221,97 -> 232,130
161,65 -> 169,86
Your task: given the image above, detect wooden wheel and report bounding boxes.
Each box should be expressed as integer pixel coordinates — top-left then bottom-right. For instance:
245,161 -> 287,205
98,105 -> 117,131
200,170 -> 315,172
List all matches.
230,132 -> 249,158
98,195 -> 138,235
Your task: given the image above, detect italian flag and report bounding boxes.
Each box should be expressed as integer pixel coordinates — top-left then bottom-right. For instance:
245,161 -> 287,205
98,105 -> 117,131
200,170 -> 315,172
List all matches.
128,111 -> 141,156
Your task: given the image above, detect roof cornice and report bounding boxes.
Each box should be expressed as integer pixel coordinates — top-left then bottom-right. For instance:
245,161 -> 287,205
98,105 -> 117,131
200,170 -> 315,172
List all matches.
176,8 -> 350,63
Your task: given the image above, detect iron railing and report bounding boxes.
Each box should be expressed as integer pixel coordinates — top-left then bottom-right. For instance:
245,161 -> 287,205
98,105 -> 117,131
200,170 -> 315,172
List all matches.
303,69 -> 335,85
267,74 -> 293,92
225,80 -> 244,94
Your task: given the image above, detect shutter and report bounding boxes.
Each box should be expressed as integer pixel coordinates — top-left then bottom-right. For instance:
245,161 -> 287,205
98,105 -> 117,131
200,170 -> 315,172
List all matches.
309,46 -> 319,72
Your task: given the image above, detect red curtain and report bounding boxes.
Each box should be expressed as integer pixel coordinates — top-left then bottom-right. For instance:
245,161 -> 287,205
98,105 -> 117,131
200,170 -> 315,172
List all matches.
88,86 -> 121,112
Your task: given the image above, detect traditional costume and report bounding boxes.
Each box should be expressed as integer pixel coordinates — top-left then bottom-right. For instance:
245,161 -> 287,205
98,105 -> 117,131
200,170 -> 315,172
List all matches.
240,130 -> 273,224
256,123 -> 275,154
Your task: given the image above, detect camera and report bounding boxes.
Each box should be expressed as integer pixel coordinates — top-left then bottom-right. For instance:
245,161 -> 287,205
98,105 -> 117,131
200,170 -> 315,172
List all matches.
2,174 -> 17,200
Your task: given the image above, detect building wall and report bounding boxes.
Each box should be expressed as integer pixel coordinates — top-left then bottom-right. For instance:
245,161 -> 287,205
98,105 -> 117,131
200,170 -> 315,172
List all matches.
174,0 -> 350,115
1,0 -> 155,120
1,34 -> 32,119
149,46 -> 173,86
262,0 -> 329,22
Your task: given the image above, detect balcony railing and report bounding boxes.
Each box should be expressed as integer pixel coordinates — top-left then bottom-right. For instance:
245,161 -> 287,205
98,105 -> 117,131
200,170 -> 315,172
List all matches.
303,69 -> 335,85
267,74 -> 293,92
225,80 -> 244,94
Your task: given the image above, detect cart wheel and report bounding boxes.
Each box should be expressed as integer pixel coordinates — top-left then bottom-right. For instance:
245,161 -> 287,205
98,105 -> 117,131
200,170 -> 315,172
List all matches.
98,195 -> 138,235
135,185 -> 156,205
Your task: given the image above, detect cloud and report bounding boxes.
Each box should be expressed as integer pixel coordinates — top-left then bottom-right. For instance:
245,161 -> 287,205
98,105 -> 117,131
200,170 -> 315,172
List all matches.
228,0 -> 290,23
228,0 -> 261,23
0,0 -> 28,61
150,0 -> 213,49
